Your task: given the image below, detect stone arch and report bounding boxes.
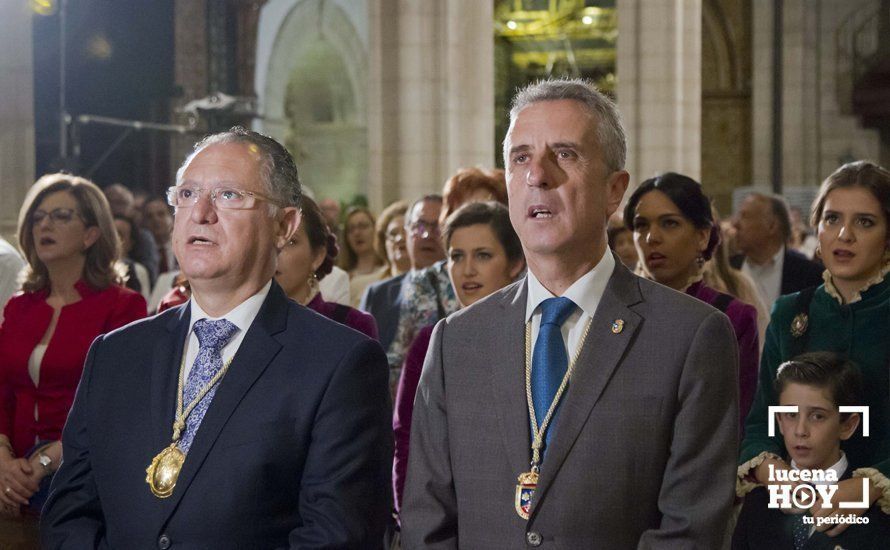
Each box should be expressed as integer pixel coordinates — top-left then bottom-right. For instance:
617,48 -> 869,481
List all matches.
702,0 -> 737,91
257,0 -> 368,201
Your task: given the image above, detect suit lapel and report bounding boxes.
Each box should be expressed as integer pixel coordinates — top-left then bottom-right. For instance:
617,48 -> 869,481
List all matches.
490,280 -> 532,479
151,306 -> 191,452
380,274 -> 406,349
780,251 -> 792,295
529,263 -> 642,518
160,282 -> 287,522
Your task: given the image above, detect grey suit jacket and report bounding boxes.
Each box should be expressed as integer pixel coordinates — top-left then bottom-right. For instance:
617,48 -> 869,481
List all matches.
402,259 -> 739,549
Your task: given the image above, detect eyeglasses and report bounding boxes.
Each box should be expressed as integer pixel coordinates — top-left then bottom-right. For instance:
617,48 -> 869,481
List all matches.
32,208 -> 82,226
166,186 -> 282,210
407,220 -> 440,238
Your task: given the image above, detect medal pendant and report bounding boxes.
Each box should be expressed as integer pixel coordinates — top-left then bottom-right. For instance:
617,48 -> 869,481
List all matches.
515,471 -> 538,520
145,443 -> 185,498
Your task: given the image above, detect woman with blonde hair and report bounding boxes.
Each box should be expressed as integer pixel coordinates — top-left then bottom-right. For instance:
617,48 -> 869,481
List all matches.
340,206 -> 387,307
0,174 -> 146,519
374,200 -> 411,280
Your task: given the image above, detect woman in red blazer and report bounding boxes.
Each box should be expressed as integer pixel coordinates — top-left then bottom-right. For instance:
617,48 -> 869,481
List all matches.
0,174 -> 146,518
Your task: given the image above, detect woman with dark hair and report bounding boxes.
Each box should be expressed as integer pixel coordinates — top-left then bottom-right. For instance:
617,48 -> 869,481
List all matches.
340,206 -> 387,307
739,161 -> 890,528
0,174 -> 146,519
392,201 -> 524,520
275,196 -> 377,339
624,172 -> 759,433
113,214 -> 151,300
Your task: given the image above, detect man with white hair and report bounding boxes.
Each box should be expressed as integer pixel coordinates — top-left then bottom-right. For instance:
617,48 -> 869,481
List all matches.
42,127 -> 392,548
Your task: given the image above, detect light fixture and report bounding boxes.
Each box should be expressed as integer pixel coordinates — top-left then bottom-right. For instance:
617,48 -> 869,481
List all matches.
582,15 -> 594,25
506,20 -> 518,30
30,0 -> 56,16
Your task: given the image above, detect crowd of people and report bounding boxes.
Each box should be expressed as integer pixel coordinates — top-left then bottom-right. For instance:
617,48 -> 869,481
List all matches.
0,78 -> 887,548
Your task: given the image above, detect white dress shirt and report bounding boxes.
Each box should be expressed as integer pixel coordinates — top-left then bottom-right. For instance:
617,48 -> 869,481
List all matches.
525,251 -> 615,361
182,280 -> 271,381
0,237 -> 25,324
742,246 -> 785,311
319,265 -> 350,306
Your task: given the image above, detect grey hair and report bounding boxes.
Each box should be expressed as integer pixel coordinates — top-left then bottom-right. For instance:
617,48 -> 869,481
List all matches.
508,78 -> 627,172
175,126 -> 302,214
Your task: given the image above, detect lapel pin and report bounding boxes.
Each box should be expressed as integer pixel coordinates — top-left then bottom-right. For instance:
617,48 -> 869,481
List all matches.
790,313 -> 808,338
611,319 -> 624,334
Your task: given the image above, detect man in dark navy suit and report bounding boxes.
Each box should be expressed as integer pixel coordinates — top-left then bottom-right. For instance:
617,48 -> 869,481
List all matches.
732,192 -> 823,310
41,128 -> 392,548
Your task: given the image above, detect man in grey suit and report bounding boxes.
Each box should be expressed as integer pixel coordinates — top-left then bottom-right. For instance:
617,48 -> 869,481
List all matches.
401,79 -> 740,548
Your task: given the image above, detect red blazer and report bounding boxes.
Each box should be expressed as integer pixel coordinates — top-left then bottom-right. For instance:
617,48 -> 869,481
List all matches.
0,281 -> 146,456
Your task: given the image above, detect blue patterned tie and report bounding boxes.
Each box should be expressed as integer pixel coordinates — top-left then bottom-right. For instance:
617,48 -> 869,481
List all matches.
179,318 -> 238,453
531,297 -> 577,452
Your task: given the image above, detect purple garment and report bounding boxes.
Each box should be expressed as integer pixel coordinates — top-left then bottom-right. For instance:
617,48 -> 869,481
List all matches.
392,324 -> 434,519
306,293 -> 379,341
686,281 -> 759,435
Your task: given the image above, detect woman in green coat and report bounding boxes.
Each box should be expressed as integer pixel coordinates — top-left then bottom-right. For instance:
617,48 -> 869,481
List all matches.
738,160 -> 890,535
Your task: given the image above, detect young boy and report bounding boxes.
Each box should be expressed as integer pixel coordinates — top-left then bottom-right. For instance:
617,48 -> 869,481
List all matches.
732,351 -> 890,549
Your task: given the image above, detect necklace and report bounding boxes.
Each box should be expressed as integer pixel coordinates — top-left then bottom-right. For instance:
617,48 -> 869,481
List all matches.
145,354 -> 234,498
514,317 -> 592,520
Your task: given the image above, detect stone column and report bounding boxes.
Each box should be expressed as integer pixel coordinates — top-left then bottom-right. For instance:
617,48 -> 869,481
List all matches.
750,0 -> 880,190
0,4 -> 36,241
367,0 -> 494,211
616,0 -> 702,185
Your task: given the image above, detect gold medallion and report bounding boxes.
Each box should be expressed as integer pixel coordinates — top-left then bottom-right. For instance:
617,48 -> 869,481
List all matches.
515,471 -> 538,520
790,313 -> 808,338
145,443 -> 185,498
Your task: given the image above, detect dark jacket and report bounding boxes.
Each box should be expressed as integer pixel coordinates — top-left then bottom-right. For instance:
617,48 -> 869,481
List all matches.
41,281 -> 392,549
730,248 -> 824,296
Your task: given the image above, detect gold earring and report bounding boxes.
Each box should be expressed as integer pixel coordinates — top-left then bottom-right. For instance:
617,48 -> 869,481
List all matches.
308,273 -> 319,294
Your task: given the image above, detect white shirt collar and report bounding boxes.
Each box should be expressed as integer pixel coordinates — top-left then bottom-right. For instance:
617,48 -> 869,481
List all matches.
188,279 -> 272,336
525,251 -> 615,323
791,452 -> 849,479
747,244 -> 785,268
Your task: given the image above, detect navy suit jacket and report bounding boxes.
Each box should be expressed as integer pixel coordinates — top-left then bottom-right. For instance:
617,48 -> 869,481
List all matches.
359,273 -> 407,354
731,249 -> 824,296
41,281 -> 392,549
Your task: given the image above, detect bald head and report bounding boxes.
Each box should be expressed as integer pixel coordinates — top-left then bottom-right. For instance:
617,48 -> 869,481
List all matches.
733,192 -> 791,260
